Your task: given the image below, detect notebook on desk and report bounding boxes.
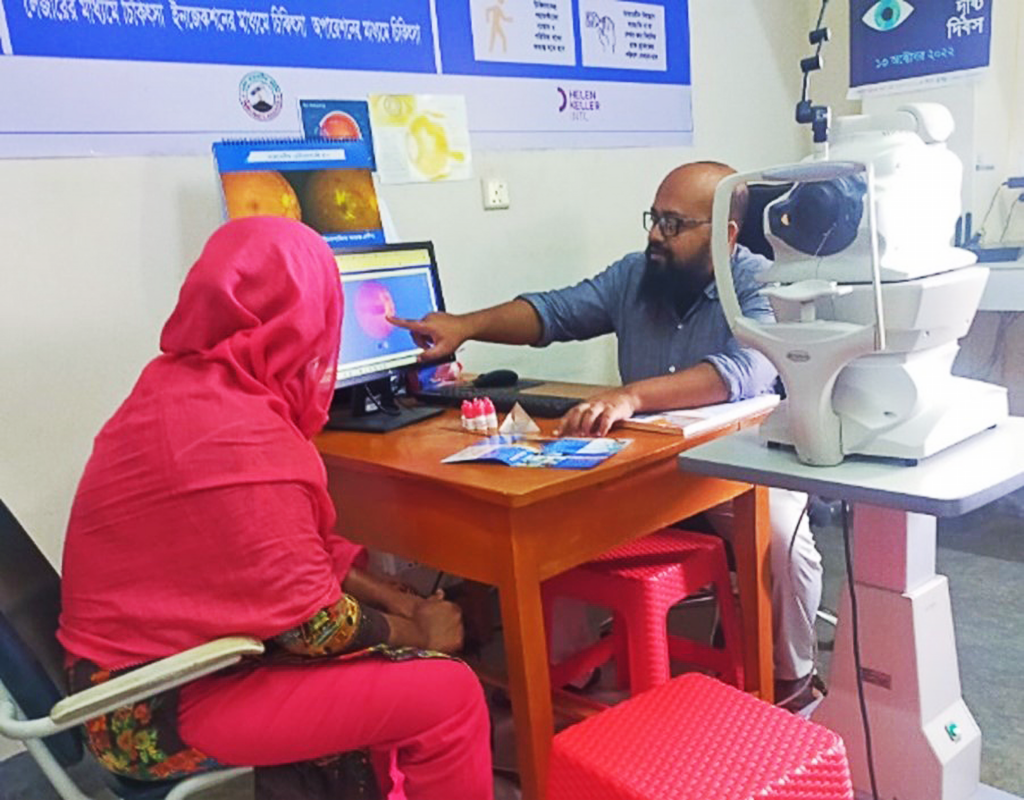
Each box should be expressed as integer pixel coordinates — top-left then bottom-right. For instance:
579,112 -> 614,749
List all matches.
620,395 -> 780,438
413,382 -> 583,419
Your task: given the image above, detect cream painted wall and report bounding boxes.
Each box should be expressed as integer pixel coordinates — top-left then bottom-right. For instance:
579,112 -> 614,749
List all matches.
0,0 -> 810,567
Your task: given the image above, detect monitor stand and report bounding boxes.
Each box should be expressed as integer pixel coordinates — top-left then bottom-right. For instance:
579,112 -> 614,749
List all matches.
325,378 -> 443,433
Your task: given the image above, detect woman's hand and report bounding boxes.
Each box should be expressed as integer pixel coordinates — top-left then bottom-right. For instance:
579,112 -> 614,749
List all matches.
411,592 -> 465,653
343,569 -> 464,652
342,567 -> 425,619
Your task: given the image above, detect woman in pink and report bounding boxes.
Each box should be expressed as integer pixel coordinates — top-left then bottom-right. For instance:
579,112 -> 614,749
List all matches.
58,217 -> 493,800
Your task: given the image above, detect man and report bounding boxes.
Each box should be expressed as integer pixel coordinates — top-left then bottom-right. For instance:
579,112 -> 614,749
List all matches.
391,161 -> 823,709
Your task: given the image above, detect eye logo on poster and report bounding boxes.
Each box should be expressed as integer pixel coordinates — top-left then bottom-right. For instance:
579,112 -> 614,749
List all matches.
849,0 -> 992,93
239,71 -> 283,122
862,0 -> 914,33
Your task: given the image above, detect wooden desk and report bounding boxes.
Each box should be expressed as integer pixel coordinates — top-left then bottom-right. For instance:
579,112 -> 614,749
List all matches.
316,406 -> 771,800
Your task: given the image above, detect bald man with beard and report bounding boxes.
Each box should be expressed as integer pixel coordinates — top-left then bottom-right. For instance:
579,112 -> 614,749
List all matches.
391,161 -> 824,710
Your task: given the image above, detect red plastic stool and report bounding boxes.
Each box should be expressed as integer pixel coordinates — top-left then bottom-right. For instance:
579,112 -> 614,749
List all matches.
548,672 -> 854,800
543,528 -> 743,695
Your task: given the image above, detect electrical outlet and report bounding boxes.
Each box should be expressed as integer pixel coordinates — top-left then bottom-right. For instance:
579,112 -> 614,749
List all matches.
482,178 -> 510,210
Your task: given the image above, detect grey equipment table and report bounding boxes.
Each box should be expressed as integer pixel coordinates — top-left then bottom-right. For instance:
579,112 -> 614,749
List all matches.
678,418 -> 1024,800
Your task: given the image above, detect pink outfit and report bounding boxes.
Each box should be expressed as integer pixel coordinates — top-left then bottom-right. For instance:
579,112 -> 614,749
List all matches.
58,217 -> 492,799
179,657 -> 492,800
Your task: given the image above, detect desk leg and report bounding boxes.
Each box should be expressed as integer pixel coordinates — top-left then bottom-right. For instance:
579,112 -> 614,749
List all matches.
732,485 -> 773,701
497,554 -> 553,800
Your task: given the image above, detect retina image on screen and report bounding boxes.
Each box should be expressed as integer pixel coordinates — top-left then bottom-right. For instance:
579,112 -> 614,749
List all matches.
327,242 -> 448,432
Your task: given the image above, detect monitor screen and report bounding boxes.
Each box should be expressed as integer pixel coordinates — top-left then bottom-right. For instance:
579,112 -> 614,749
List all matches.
331,241 -> 449,390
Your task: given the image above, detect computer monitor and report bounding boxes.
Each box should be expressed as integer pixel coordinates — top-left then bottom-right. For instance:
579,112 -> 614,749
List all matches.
327,241 -> 451,432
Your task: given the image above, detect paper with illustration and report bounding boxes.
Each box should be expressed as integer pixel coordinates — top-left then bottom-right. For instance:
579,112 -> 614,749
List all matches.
369,94 -> 472,184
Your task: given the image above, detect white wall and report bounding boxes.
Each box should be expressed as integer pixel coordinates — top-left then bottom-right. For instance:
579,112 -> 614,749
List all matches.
975,0 -> 1024,243
0,0 -> 810,567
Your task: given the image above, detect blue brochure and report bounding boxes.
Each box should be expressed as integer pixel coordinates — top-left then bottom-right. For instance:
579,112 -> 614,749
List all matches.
442,436 -> 631,470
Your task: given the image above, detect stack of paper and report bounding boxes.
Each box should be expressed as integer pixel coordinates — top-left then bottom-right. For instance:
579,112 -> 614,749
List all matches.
621,395 -> 780,438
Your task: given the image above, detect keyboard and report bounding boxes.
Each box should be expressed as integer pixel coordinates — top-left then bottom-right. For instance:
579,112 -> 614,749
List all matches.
413,384 -> 583,418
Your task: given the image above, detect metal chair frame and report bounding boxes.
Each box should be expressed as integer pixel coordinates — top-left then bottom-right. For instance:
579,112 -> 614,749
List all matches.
0,499 -> 262,800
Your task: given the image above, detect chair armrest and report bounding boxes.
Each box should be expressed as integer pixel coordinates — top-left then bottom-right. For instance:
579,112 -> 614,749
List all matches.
48,636 -> 264,728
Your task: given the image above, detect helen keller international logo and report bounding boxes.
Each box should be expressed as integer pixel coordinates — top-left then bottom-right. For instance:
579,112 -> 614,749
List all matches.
239,71 -> 283,122
556,87 -> 601,122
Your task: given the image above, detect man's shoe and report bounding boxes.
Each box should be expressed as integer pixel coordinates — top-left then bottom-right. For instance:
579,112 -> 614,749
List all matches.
774,672 -> 826,714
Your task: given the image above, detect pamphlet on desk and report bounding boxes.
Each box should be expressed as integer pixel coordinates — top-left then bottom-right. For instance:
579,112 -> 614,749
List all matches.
442,436 -> 631,470
620,394 -> 780,437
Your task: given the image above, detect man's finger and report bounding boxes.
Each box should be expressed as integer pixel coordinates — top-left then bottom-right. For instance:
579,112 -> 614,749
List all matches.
409,331 -> 434,350
387,315 -> 427,333
418,343 -> 446,362
596,408 -> 620,437
579,404 -> 604,436
554,406 -> 582,437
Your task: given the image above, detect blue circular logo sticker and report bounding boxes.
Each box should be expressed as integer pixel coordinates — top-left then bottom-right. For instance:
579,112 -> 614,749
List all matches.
239,71 -> 283,122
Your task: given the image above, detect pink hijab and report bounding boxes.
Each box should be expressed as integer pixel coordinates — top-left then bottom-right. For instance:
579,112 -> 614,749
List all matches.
59,217 -> 363,669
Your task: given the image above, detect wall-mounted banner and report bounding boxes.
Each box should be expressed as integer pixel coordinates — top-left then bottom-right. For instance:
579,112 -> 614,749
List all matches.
0,0 -> 692,158
849,0 -> 993,96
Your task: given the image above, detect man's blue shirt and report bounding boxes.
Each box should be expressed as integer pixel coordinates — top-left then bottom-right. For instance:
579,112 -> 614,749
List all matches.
518,245 -> 779,401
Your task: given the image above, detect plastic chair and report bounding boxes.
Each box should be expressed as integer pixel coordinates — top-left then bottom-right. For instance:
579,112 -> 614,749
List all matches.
548,671 -> 854,800
0,498 -> 264,800
542,528 -> 743,696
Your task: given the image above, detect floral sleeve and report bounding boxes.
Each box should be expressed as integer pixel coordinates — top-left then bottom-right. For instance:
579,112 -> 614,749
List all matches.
273,593 -> 391,657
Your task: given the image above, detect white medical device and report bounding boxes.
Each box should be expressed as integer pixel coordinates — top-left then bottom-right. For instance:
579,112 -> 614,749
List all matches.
711,103 -> 1008,467
709,102 -> 1013,800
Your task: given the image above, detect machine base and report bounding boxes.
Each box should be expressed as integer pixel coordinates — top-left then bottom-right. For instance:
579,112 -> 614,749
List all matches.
762,376 -> 1007,462
812,503 -> 987,800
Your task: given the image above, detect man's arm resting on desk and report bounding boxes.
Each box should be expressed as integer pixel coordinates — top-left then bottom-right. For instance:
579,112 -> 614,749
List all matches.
389,299 -> 542,361
555,362 -> 729,437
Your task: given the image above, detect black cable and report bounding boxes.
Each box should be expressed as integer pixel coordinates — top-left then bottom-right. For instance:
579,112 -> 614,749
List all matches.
841,500 -> 880,800
813,0 -> 830,40
998,195 -> 1023,243
429,570 -> 445,596
365,385 -> 402,416
975,180 -> 1006,242
800,0 -> 831,103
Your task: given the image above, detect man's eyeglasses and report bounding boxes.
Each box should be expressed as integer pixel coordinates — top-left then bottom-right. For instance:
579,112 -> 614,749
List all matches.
643,211 -> 711,238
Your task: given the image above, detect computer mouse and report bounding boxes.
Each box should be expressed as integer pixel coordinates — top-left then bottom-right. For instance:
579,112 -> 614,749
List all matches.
473,369 -> 519,389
